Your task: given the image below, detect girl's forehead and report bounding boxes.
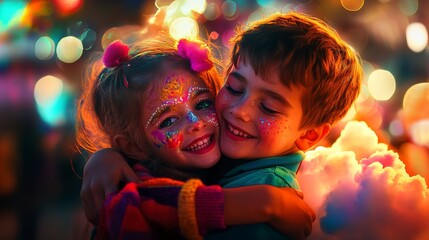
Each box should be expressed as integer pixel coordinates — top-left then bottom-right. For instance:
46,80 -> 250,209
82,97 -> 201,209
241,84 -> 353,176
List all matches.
146,71 -> 207,103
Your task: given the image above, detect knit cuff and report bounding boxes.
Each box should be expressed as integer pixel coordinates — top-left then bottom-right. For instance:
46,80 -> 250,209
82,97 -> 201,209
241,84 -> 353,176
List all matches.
179,179 -> 203,240
195,185 -> 226,235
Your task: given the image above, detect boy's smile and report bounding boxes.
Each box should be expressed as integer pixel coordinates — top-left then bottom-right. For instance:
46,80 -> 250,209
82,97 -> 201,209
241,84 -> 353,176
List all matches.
216,61 -> 306,160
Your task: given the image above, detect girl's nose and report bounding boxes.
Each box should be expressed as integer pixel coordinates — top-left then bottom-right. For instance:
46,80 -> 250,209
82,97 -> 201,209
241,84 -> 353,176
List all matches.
185,111 -> 206,133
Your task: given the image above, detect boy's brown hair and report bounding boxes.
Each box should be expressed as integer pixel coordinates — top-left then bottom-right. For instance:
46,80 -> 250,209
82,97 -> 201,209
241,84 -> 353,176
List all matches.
228,12 -> 363,129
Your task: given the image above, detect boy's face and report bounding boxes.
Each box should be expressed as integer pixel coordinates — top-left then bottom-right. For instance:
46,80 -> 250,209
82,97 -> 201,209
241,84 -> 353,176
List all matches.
143,69 -> 221,169
216,61 -> 306,159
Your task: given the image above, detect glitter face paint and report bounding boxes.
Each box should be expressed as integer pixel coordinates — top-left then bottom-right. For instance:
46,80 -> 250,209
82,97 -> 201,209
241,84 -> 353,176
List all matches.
145,74 -> 209,129
141,69 -> 221,169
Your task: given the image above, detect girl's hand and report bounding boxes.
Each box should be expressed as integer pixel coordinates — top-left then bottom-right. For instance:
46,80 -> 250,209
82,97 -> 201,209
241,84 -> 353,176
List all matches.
80,148 -> 140,225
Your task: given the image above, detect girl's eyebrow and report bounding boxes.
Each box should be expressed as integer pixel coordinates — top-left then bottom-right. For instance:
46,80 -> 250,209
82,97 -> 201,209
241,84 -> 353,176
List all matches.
146,87 -> 210,128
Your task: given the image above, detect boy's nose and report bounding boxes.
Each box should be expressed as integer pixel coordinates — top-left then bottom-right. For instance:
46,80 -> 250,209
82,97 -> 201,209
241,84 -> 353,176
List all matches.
229,99 -> 252,122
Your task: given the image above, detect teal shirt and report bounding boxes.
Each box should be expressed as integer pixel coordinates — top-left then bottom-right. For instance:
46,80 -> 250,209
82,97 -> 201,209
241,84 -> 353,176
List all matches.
205,152 -> 304,240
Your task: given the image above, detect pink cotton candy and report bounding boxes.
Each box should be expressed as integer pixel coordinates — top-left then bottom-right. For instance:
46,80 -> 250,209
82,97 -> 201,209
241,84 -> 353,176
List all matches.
102,40 -> 130,68
177,39 -> 213,72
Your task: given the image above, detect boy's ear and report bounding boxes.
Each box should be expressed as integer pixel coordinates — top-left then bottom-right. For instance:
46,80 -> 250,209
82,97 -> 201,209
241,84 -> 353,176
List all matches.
295,123 -> 331,151
113,134 -> 148,160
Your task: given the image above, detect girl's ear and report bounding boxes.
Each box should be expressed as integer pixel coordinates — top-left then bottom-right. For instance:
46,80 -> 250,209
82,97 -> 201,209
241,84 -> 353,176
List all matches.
295,123 -> 331,151
113,134 -> 149,160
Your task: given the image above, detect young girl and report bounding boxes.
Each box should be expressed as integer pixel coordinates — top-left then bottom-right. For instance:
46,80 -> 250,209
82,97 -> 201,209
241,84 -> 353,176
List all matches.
76,31 -> 314,239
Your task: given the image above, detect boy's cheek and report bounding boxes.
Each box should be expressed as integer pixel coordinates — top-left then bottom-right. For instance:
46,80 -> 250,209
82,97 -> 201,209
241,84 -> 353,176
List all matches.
258,117 -> 288,137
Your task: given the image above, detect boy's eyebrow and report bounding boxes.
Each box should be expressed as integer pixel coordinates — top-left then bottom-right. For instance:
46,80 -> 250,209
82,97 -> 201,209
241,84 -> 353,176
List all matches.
229,71 -> 246,83
146,87 -> 210,128
230,71 -> 292,109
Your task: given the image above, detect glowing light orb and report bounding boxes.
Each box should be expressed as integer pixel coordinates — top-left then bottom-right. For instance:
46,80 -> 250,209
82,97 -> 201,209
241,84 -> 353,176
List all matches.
367,69 -> 396,101
169,17 -> 199,40
221,0 -> 236,18
406,22 -> 428,53
389,119 -> 404,137
209,31 -> 219,40
399,0 -> 418,16
409,120 -> 429,147
53,0 -> 82,16
56,36 -> 83,63
35,36 -> 55,60
181,0 -> 206,15
340,0 -> 364,12
403,82 -> 429,124
204,2 -> 221,21
34,75 -> 63,107
34,75 -> 71,126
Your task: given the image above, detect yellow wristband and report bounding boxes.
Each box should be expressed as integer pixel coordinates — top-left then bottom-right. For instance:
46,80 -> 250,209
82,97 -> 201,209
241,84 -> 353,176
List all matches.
178,179 -> 203,240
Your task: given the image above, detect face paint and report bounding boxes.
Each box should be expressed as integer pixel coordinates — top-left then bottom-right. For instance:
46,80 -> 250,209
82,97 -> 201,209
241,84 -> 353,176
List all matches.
151,130 -> 184,149
186,111 -> 199,124
145,77 -> 210,129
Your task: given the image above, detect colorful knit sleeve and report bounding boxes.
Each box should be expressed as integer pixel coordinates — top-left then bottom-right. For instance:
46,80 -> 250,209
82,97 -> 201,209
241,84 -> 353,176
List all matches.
178,179 -> 226,239
98,165 -> 225,240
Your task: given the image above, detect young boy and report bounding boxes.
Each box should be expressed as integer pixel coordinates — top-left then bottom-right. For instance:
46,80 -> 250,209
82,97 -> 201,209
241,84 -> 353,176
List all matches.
203,11 -> 362,239
81,11 -> 362,239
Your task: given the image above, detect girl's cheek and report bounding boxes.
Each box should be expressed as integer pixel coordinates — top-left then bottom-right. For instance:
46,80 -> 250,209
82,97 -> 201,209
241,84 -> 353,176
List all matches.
151,130 -> 183,149
204,112 -> 219,128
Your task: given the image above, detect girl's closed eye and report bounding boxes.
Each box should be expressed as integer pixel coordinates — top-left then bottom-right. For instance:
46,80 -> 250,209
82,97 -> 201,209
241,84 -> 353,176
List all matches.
159,116 -> 179,129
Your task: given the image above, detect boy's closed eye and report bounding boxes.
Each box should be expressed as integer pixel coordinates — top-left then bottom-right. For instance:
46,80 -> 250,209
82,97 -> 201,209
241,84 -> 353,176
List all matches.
260,103 -> 280,115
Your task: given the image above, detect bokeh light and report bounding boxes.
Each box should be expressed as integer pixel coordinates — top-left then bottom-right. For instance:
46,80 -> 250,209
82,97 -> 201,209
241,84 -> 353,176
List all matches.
406,22 -> 428,53
204,2 -> 221,21
368,69 -> 396,101
169,17 -> 199,40
56,36 -> 83,63
180,0 -> 206,15
340,0 -> 364,12
398,0 -> 418,16
53,0 -> 82,16
222,0 -> 237,18
403,82 -> 429,125
0,0 -> 27,33
35,36 -> 55,60
34,75 -> 72,127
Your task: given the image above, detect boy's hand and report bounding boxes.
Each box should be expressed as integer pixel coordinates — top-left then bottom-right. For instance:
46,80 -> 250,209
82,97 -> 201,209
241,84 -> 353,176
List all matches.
80,148 -> 140,225
270,188 -> 316,240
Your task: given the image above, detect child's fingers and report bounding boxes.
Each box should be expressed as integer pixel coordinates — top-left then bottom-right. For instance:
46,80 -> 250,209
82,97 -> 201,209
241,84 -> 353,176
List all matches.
122,167 -> 141,183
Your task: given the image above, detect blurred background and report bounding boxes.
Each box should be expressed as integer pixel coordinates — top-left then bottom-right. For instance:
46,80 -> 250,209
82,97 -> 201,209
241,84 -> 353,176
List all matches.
0,0 -> 428,239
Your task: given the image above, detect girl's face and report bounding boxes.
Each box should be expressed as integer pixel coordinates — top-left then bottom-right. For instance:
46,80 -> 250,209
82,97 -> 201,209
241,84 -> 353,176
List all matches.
142,69 -> 221,169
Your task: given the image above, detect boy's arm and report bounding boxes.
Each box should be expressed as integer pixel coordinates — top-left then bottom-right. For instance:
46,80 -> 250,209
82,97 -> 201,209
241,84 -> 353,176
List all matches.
80,148 -> 140,224
222,186 -> 315,240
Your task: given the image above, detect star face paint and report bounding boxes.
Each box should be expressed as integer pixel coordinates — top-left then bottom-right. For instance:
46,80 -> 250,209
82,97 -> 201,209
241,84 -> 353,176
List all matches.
142,69 -> 221,169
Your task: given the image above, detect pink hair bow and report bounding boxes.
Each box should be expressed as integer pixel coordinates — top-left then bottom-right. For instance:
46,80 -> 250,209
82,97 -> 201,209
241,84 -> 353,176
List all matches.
177,39 -> 213,72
